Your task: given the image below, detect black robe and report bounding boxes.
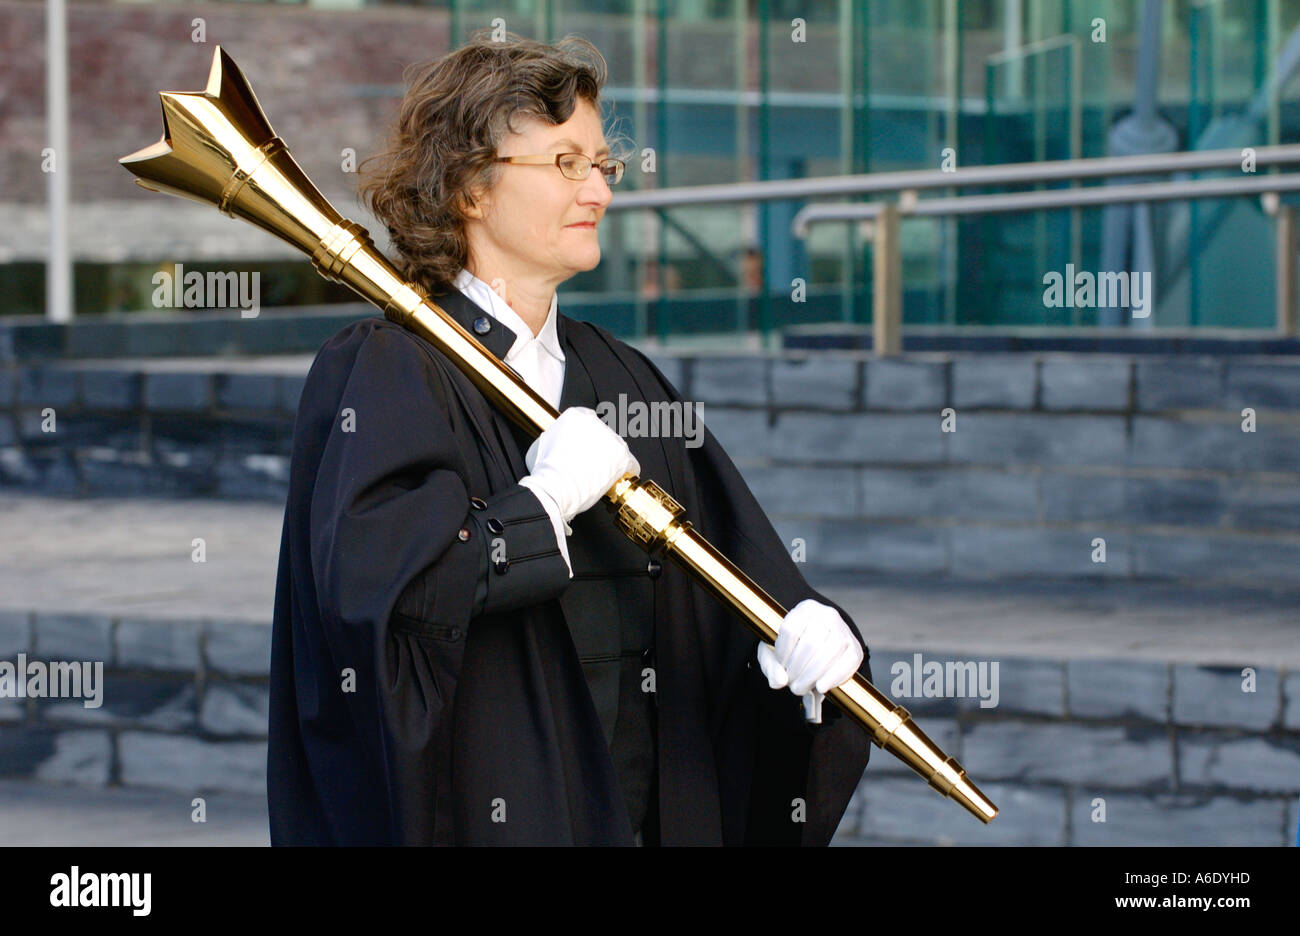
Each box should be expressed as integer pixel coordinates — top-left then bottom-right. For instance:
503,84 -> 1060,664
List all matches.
267,289 -> 874,846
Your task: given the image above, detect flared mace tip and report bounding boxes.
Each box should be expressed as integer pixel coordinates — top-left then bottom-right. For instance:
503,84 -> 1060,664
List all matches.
207,45 -> 231,95
118,131 -> 177,194
118,136 -> 172,169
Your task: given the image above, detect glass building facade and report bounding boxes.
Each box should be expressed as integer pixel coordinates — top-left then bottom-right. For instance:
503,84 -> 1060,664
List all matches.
10,0 -> 1300,339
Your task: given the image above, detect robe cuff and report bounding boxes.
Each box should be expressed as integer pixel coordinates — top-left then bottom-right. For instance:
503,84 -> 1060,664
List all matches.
517,475 -> 573,576
466,483 -> 572,617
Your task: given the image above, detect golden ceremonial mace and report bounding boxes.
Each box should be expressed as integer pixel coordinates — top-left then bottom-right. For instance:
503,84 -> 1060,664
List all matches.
121,47 -> 997,824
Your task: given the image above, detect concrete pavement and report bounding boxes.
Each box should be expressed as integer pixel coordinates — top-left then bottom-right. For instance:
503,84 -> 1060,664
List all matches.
2,493 -> 1297,664
0,779 -> 268,846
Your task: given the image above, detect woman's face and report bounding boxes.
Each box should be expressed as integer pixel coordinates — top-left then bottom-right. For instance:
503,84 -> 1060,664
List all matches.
464,97 -> 613,287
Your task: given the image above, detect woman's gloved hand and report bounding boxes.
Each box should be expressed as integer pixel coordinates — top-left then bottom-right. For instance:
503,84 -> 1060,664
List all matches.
522,406 -> 640,528
757,599 -> 864,723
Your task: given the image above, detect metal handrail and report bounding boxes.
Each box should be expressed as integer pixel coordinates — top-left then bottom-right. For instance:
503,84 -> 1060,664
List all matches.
793,173 -> 1300,353
605,143 -> 1300,210
792,172 -> 1300,231
606,144 -> 1300,352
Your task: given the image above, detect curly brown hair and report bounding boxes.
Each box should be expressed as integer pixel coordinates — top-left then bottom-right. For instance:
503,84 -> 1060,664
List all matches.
357,30 -> 614,297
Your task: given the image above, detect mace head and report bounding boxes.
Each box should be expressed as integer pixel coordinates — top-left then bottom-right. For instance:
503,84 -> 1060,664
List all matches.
119,46 -> 339,253
119,46 -> 278,211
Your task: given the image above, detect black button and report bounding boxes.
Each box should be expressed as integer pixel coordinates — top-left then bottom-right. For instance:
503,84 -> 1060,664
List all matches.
486,517 -> 504,535
473,316 -> 491,335
646,558 -> 662,579
457,527 -> 470,542
493,558 -> 510,575
450,627 -> 462,641
469,496 -> 488,511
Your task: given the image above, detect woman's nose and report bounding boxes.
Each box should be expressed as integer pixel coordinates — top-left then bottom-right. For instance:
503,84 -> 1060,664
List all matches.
579,169 -> 613,206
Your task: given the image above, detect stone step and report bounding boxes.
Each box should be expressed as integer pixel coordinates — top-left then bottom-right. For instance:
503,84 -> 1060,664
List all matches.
2,605 -> 1294,845
0,778 -> 268,846
0,493 -> 1296,844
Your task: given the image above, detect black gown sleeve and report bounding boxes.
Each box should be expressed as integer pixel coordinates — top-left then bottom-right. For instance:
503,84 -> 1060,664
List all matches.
305,321 -> 570,842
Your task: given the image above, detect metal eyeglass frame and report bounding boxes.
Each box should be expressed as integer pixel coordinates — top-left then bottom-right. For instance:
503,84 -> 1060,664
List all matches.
495,153 -> 626,185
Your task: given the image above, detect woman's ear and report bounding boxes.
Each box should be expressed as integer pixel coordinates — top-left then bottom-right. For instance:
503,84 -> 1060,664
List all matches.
459,184 -> 488,220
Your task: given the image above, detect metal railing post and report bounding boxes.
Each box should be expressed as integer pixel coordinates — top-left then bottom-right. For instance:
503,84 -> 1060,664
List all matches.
46,0 -> 72,323
873,201 -> 902,355
1277,203 -> 1298,336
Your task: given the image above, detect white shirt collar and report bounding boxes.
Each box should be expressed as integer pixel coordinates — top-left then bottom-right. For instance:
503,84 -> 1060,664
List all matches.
453,268 -> 564,365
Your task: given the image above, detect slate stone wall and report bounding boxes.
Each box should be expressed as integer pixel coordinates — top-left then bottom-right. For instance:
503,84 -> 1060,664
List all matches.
4,350 -> 1299,587
831,650 -> 1300,846
0,610 -> 269,796
4,606 -> 1294,844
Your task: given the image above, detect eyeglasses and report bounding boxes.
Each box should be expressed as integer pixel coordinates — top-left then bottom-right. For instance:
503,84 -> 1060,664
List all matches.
495,152 -> 626,185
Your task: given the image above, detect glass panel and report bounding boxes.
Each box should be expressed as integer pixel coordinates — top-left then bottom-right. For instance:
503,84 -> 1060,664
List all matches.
977,36 -> 1082,326
644,0 -> 761,345
1182,0 -> 1283,329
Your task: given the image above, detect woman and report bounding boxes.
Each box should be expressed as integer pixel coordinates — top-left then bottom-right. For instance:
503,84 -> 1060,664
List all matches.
268,30 -> 872,846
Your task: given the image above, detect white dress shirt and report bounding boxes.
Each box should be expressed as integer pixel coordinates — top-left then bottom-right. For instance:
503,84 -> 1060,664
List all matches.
453,268 -> 573,575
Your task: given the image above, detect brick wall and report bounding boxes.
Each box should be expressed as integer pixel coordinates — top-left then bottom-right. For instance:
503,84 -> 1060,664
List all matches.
0,1 -> 453,205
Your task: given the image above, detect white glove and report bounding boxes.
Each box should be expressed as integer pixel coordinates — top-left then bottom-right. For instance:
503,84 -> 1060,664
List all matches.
521,406 -> 640,528
756,599 -> 863,723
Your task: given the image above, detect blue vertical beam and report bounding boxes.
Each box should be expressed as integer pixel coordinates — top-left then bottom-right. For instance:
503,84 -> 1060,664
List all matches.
766,158 -> 803,331
1255,0 -> 1268,95
655,0 -> 669,343
951,0 -> 964,325
758,0 -> 772,340
1189,3 -> 1203,327
981,59 -> 997,326
854,0 -> 870,325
